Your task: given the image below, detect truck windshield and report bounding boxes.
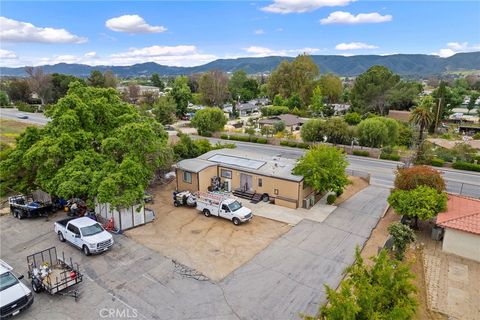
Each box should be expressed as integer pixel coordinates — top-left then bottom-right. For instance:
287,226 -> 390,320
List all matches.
228,201 -> 242,212
0,272 -> 19,292
81,223 -> 104,237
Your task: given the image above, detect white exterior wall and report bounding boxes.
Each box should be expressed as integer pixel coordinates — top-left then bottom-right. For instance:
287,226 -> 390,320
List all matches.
442,228 -> 480,262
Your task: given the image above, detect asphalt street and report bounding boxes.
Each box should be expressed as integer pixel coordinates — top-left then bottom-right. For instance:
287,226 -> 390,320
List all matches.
0,108 -> 49,125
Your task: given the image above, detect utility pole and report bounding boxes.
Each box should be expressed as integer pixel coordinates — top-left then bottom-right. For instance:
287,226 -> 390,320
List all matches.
434,97 -> 442,134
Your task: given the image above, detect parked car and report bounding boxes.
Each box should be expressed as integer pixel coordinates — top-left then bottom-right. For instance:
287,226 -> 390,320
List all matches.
196,192 -> 252,225
54,217 -> 114,255
0,260 -> 34,319
15,113 -> 28,119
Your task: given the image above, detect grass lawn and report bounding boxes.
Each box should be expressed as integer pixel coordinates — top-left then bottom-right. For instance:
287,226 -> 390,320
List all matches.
0,119 -> 38,146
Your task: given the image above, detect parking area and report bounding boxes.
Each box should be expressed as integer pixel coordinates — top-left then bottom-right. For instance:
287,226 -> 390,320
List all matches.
126,182 -> 291,281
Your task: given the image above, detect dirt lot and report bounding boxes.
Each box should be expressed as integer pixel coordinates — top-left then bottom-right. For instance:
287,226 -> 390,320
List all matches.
126,182 -> 291,281
335,176 -> 369,206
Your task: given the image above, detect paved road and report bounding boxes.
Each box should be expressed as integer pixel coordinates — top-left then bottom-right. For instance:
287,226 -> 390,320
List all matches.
206,138 -> 480,198
0,108 -> 49,125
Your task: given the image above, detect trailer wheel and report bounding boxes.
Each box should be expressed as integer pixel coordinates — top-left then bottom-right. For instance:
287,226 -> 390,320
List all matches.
232,217 -> 240,226
203,209 -> 211,217
32,279 -> 42,293
58,232 -> 65,242
82,245 -> 91,256
173,201 -> 179,207
262,193 -> 270,202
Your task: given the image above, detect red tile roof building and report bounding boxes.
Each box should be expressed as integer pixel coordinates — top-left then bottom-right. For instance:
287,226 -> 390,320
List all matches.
437,195 -> 480,235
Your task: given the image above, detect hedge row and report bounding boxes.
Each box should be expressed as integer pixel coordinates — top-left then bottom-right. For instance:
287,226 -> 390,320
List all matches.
430,158 -> 445,167
353,150 -> 370,157
279,140 -> 310,149
452,161 -> 480,172
380,153 -> 401,161
219,134 -> 267,144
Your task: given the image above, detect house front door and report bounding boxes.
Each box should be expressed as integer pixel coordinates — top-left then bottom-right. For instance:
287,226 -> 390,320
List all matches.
240,173 -> 253,191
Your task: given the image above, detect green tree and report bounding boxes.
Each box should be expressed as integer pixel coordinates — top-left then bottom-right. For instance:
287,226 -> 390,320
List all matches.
410,96 -> 434,143
171,76 -> 192,116
293,145 -> 349,194
387,81 -> 423,111
467,92 -> 479,114
103,70 -> 117,88
87,70 -> 106,87
150,73 -> 165,90
323,117 -> 351,145
50,73 -> 85,103
190,107 -> 227,133
198,70 -> 229,106
286,93 -> 302,110
320,248 -> 417,320
388,186 -> 447,225
300,119 -> 325,142
267,54 -> 319,106
350,66 -> 400,115
273,121 -> 285,133
0,82 -> 173,208
240,79 -> 259,101
430,81 -> 451,133
397,123 -> 415,147
229,70 -> 248,101
153,95 -> 177,125
357,118 -> 389,148
344,112 -> 362,125
6,79 -> 31,103
310,86 -> 324,116
378,117 -> 400,146
388,222 -> 416,260
0,91 -> 10,106
273,94 -> 284,106
318,73 -> 343,103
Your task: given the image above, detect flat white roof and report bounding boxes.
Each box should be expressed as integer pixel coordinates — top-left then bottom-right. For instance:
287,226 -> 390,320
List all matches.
208,154 -> 266,170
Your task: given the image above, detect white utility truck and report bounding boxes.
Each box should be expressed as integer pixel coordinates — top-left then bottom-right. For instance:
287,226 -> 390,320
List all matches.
0,259 -> 34,319
54,217 -> 114,255
196,192 -> 253,225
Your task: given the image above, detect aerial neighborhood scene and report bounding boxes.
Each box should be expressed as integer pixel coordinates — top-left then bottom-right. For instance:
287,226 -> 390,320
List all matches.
1,0 -> 480,319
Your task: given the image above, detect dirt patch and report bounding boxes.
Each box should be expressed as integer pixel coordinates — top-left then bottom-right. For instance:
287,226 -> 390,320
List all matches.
335,176 -> 369,206
126,182 -> 291,281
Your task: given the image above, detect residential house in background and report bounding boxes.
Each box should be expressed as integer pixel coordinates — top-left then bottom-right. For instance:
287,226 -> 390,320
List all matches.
258,114 -> 305,131
237,102 -> 259,117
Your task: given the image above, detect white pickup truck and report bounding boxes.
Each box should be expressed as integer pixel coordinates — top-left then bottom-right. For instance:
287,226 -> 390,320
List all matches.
54,217 -> 114,256
0,259 -> 34,319
196,192 -> 253,225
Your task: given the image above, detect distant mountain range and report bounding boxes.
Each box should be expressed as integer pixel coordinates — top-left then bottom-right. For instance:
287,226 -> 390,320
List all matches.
1,52 -> 479,78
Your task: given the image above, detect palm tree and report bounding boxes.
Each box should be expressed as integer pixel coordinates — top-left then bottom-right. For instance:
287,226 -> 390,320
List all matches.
410,96 -> 434,143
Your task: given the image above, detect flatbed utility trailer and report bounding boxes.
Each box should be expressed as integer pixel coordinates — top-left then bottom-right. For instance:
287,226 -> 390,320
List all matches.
27,247 -> 83,301
9,195 -> 54,219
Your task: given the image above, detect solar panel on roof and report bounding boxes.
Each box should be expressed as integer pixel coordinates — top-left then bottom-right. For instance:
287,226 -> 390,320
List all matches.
208,154 -> 266,169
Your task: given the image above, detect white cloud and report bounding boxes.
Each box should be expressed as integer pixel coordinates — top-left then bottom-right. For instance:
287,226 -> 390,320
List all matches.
105,15 -> 167,33
262,0 -> 354,14
320,11 -> 392,24
243,46 -> 322,57
84,51 -> 97,58
276,28 -> 284,32
254,29 -> 265,35
0,49 -> 18,59
433,42 -> 480,57
0,16 -> 87,43
335,42 -> 378,50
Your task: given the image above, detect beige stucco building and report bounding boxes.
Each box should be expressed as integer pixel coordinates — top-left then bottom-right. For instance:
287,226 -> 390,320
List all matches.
175,149 -> 319,209
436,194 -> 480,262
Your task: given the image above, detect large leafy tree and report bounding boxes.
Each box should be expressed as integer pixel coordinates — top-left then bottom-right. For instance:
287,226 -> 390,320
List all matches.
356,117 -> 389,148
310,86 -> 325,116
50,73 -> 85,104
229,70 -> 248,101
171,76 -> 192,116
394,166 -> 446,192
319,248 -> 417,320
267,54 -> 319,106
350,66 -> 400,115
190,107 -> 227,133
198,70 -> 229,107
410,96 -> 434,143
6,79 -> 31,103
387,81 -> 423,111
293,145 -> 348,194
152,95 -> 177,125
0,82 -> 173,208
318,73 -> 343,103
150,73 -> 165,90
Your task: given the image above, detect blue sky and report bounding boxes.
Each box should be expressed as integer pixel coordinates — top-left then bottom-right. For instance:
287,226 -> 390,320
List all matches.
1,1 -> 479,67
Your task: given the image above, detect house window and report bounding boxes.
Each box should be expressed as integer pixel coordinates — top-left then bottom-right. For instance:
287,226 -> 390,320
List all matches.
183,171 -> 192,183
274,189 -> 279,195
221,169 -> 232,179
258,178 -> 263,187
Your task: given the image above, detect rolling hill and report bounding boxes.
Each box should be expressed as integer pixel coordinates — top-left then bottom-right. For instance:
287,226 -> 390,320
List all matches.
1,52 -> 479,78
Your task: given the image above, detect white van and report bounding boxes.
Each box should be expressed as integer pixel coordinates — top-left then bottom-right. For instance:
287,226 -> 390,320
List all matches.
0,260 -> 34,318
196,192 -> 253,225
